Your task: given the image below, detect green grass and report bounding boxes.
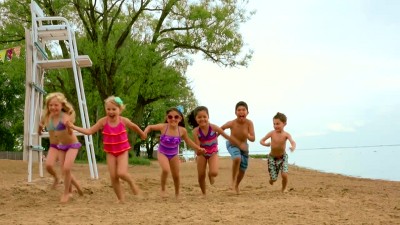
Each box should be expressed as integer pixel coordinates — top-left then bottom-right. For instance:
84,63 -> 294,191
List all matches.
128,156 -> 151,165
250,154 -> 268,159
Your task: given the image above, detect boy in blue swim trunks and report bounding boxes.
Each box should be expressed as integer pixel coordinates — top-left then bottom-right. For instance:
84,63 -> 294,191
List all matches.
221,101 -> 255,194
260,112 -> 296,193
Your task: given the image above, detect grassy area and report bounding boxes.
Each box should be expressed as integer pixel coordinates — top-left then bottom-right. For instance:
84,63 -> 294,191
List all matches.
250,154 -> 268,159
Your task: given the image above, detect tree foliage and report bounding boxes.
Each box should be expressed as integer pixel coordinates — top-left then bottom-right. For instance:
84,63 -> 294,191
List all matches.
0,0 -> 253,156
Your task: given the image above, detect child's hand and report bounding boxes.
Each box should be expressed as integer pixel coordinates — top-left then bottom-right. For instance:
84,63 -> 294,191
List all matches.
140,132 -> 147,140
239,143 -> 248,151
260,141 -> 270,147
289,146 -> 295,152
66,121 -> 74,129
197,148 -> 206,155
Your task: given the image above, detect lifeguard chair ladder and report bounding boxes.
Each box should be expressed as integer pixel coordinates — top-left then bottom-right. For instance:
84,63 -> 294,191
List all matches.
23,0 -> 98,182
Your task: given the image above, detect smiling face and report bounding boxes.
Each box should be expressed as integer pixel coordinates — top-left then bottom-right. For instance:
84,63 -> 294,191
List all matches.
195,110 -> 209,128
273,118 -> 286,132
47,97 -> 63,116
166,110 -> 182,127
105,101 -> 121,119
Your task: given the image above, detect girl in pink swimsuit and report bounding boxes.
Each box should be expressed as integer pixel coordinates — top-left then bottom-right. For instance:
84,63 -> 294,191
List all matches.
69,96 -> 146,203
187,106 -> 247,196
144,107 -> 205,198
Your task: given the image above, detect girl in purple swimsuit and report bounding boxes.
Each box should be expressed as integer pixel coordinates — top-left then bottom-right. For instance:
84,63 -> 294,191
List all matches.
38,92 -> 83,203
144,107 -> 205,198
188,106 -> 247,196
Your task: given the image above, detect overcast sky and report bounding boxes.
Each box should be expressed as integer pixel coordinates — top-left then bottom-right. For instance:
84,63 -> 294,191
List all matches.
186,0 -> 400,154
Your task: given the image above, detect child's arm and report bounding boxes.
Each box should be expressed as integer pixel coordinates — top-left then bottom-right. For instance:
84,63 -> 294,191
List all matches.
260,131 -> 272,147
287,132 -> 296,152
38,119 -> 45,135
220,120 -> 232,131
192,127 -> 201,145
143,124 -> 164,135
211,124 -> 248,151
68,117 -> 105,135
63,114 -> 74,135
122,117 -> 147,140
247,120 -> 256,142
181,128 -> 205,154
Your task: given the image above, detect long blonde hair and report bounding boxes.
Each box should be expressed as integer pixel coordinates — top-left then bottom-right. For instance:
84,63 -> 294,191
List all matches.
41,92 -> 76,125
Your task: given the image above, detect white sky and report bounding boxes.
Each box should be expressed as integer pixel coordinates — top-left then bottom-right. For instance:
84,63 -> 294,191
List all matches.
186,0 -> 400,153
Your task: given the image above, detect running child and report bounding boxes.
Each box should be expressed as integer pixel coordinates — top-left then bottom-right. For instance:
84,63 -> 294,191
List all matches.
221,101 -> 255,194
68,96 -> 146,203
187,106 -> 247,196
38,92 -> 83,203
144,107 -> 205,198
260,112 -> 296,193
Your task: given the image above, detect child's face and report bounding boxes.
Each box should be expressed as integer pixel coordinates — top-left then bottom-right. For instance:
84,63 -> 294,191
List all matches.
105,101 -> 121,119
166,110 -> 181,126
195,110 -> 209,127
273,118 -> 286,132
48,97 -> 62,115
235,106 -> 248,121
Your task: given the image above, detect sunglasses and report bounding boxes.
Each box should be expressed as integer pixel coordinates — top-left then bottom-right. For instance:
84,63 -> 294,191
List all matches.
167,115 -> 180,120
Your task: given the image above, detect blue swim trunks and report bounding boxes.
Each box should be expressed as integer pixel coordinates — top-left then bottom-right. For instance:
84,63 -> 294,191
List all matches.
226,141 -> 249,171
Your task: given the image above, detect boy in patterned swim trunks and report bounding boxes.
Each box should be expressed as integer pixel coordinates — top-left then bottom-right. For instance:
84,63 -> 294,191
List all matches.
260,112 -> 296,193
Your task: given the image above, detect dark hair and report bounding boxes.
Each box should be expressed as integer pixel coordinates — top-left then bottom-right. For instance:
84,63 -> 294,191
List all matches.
235,101 -> 248,111
187,106 -> 209,128
273,112 -> 287,123
165,107 -> 185,127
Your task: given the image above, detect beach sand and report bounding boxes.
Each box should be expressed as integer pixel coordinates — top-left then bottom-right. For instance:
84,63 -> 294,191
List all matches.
0,157 -> 399,225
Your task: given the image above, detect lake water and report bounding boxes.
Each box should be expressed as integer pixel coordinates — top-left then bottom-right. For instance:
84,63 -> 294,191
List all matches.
183,145 -> 400,182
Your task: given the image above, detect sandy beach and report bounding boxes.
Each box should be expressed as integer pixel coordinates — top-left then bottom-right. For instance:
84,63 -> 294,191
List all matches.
0,157 -> 399,225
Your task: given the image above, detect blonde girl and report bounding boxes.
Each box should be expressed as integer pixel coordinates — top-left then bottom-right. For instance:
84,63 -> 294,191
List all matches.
68,96 -> 146,203
38,92 -> 83,203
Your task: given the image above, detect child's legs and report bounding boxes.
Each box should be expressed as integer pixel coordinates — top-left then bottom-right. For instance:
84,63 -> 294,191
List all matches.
157,152 -> 171,192
116,151 -> 139,194
208,153 -> 219,184
106,153 -> 123,201
281,153 -> 289,192
226,141 -> 241,186
60,148 -> 79,202
208,153 -> 219,178
236,154 -> 248,187
267,156 -> 279,182
45,147 -> 59,180
196,155 -> 207,194
169,156 -> 180,196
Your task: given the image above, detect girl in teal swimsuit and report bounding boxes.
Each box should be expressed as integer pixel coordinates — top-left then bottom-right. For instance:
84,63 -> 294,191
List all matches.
38,92 -> 83,203
144,107 -> 205,198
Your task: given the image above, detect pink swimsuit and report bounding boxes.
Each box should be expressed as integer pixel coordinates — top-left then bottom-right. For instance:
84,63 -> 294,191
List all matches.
102,118 -> 131,157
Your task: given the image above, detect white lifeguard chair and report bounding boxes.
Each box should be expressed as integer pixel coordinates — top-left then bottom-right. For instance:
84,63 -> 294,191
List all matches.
23,0 -> 98,182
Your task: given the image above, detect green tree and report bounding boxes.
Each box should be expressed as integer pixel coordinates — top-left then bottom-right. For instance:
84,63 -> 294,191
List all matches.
0,51 -> 26,151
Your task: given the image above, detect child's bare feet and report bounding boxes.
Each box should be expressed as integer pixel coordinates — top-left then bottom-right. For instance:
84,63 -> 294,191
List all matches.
51,177 -> 61,189
209,175 -> 215,185
269,179 -> 274,185
130,183 -> 140,195
234,185 -> 240,195
282,188 -> 288,193
60,193 -> 71,203
160,190 -> 168,198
